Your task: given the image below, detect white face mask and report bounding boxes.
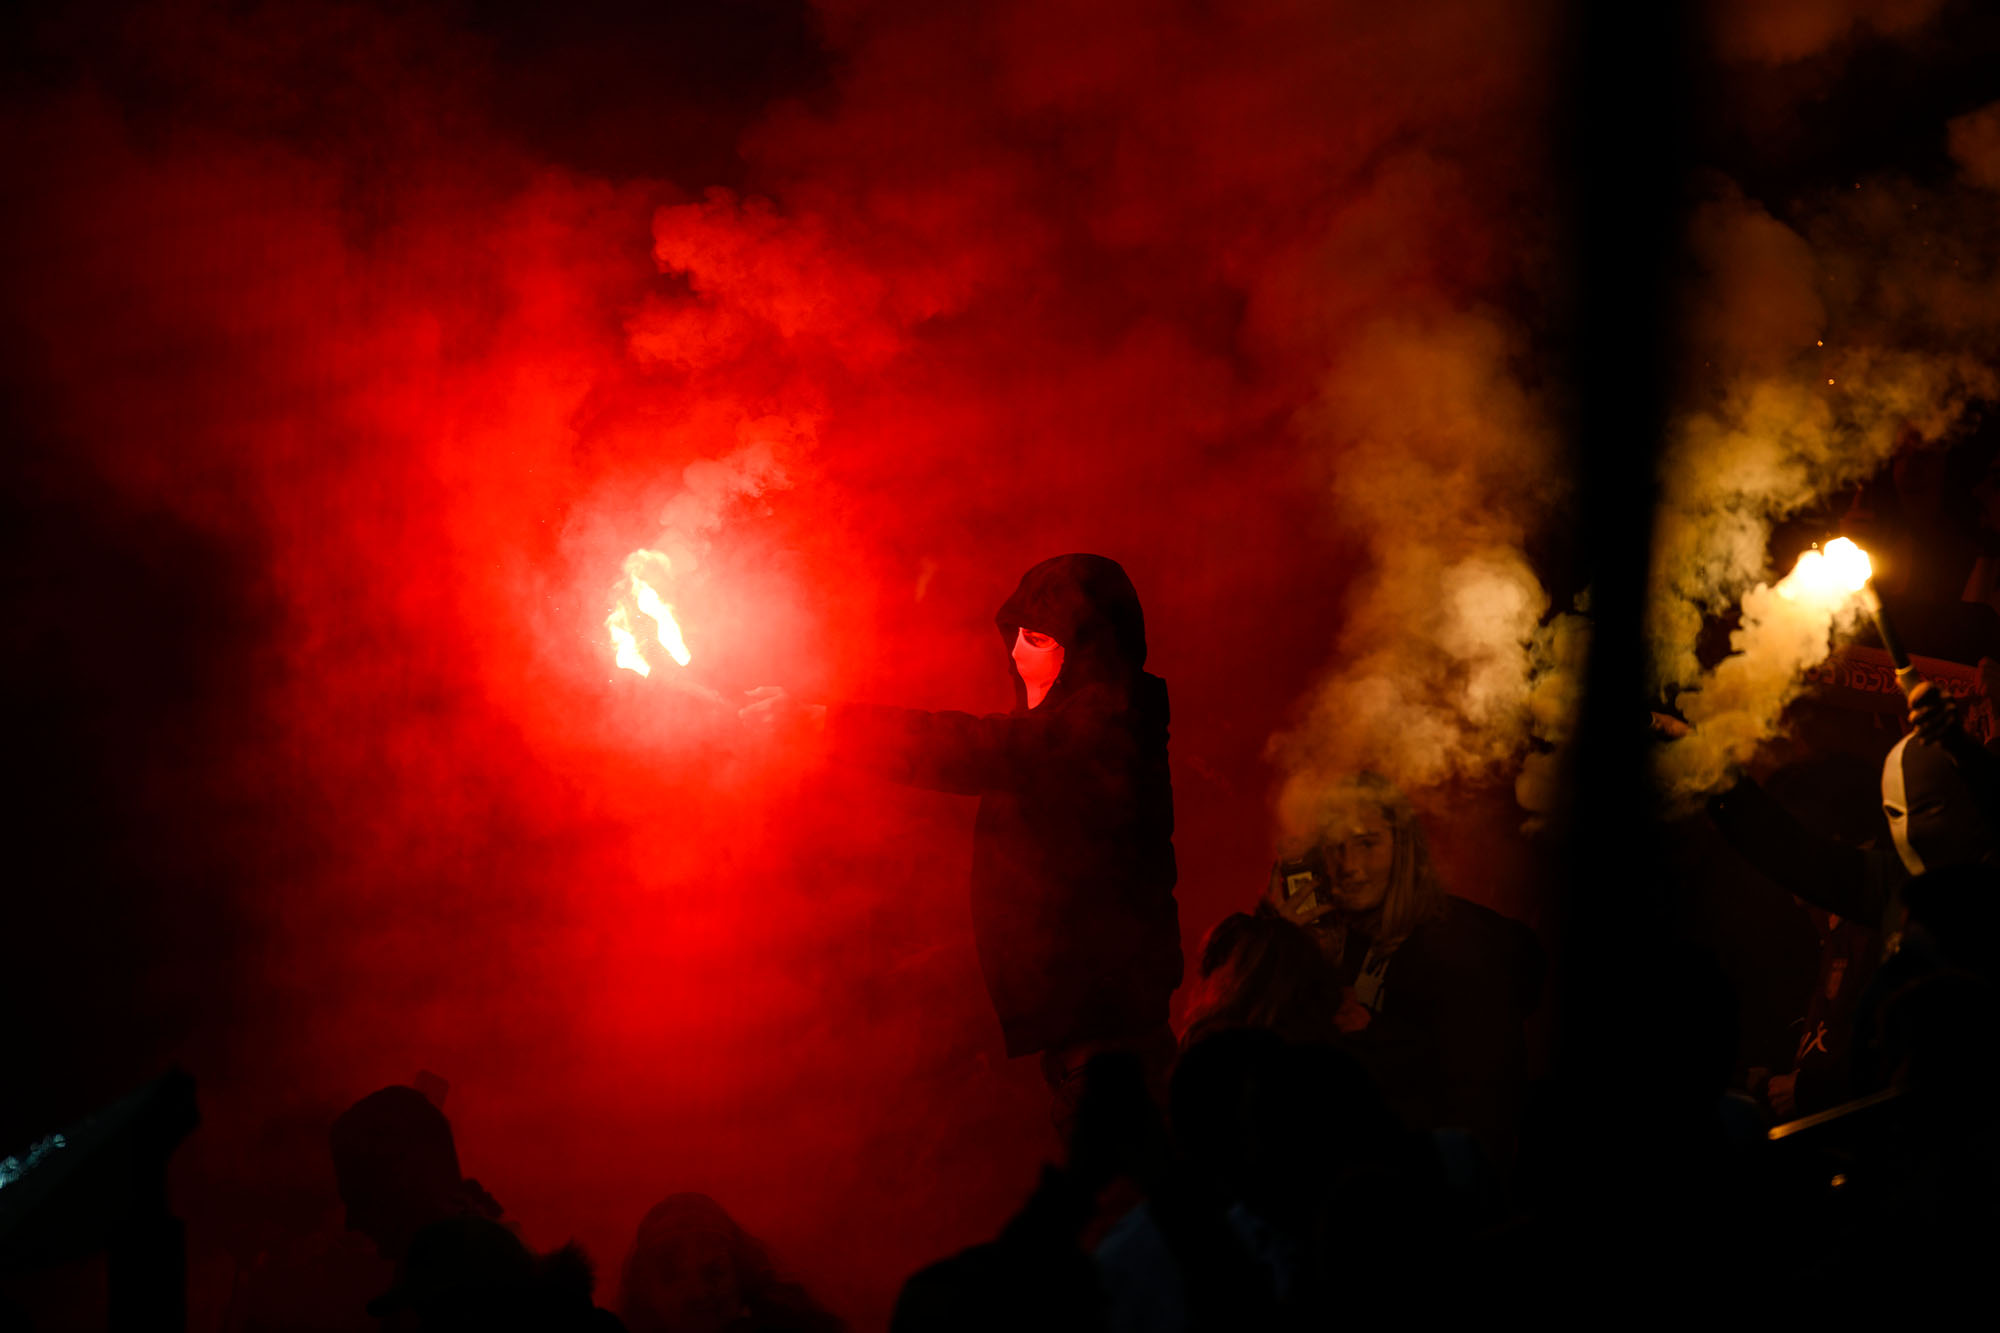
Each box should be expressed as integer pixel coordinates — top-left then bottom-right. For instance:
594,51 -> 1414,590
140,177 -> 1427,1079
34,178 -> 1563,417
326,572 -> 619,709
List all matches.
1012,628 -> 1064,709
1882,732 -> 1989,877
1883,735 -> 1922,876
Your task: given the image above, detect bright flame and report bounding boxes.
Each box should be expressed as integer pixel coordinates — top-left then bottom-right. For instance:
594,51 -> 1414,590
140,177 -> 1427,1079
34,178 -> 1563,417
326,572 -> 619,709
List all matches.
1822,537 -> 1872,590
607,605 -> 651,677
607,548 -> 693,676
1777,537 -> 1873,605
632,577 -> 692,667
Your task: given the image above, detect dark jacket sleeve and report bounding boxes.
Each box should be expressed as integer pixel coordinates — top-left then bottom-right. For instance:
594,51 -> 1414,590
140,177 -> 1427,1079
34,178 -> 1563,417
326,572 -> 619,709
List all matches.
1707,777 -> 1893,924
827,691 -> 1114,797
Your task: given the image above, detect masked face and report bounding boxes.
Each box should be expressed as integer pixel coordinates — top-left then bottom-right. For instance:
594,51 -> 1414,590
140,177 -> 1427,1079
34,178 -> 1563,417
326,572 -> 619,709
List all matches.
1882,734 -> 1991,876
1012,627 -> 1064,708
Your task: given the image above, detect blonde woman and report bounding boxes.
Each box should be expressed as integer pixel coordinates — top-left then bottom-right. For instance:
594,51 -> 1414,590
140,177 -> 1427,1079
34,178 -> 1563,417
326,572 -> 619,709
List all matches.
1263,773 -> 1544,1158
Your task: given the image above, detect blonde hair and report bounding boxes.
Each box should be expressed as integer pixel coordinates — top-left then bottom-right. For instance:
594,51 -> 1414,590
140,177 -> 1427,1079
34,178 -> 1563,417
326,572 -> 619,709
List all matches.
1299,772 -> 1447,952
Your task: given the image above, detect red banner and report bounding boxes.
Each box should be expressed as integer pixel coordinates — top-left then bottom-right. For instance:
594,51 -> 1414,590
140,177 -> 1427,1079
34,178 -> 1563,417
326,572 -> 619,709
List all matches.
1803,644 -> 1997,742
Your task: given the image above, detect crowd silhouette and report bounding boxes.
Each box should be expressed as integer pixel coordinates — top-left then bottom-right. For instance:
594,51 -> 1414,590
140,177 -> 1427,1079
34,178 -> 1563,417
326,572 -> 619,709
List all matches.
14,500 -> 2000,1327
8,720 -> 2000,1328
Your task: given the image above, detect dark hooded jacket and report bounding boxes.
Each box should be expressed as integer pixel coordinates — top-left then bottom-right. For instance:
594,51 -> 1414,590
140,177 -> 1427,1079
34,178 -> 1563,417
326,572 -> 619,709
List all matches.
828,554 -> 1182,1057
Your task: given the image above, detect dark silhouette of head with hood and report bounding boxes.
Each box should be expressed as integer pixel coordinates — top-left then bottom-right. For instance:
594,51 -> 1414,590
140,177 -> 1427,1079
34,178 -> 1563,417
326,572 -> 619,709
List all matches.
619,1192 -> 843,1333
995,554 -> 1148,711
330,1086 -> 504,1264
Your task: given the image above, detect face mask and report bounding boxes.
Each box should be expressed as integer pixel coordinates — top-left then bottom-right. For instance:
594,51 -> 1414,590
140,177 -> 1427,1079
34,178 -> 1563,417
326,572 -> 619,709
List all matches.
1882,734 -> 1991,876
1012,628 -> 1064,709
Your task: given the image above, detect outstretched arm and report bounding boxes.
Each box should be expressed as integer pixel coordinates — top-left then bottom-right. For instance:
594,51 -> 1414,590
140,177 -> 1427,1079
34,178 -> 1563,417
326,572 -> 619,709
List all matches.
1708,777 -> 1888,923
826,701 -> 1087,796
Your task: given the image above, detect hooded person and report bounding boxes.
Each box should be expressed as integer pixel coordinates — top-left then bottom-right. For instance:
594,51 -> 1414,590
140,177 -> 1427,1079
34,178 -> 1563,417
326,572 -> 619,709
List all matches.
742,554 -> 1182,1127
328,1086 -> 507,1266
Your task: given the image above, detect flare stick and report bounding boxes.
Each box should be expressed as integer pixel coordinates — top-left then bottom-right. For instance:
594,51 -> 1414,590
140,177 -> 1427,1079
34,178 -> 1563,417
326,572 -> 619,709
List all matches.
1858,584 -> 1920,698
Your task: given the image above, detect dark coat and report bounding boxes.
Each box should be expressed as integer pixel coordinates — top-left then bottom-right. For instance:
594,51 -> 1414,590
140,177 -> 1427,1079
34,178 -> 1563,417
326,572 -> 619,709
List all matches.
1708,775 -> 1906,931
1789,914 -> 1878,1115
1342,896 -> 1544,1157
829,555 -> 1182,1057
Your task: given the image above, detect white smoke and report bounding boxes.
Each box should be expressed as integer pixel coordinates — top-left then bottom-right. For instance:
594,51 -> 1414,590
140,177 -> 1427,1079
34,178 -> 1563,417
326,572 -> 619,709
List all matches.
1273,309 -> 1580,835
1649,170 -> 2000,802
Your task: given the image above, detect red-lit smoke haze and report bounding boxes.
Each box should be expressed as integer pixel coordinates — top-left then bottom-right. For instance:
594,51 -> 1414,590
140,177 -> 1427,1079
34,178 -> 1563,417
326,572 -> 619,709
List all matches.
0,1 -> 1562,1324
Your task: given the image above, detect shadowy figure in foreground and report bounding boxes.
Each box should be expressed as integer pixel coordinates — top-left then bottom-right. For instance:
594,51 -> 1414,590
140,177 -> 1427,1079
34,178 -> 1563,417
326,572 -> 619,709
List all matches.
618,1193 -> 843,1333
225,1082 -> 472,1332
367,1214 -> 623,1332
329,1086 -> 508,1268
1178,912 -> 1343,1050
892,1052 -> 1153,1333
894,1036 -> 1469,1331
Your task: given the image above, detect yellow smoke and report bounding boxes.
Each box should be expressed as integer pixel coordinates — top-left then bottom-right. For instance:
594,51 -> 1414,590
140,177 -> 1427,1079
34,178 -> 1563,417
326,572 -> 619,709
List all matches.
1273,309 -> 1579,835
1650,155 -> 2000,802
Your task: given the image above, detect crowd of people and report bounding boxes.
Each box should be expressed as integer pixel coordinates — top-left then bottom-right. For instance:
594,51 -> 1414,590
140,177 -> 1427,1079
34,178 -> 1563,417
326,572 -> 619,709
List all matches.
15,527 -> 2000,1328
222,1083 -> 847,1332
199,667 -> 1996,1329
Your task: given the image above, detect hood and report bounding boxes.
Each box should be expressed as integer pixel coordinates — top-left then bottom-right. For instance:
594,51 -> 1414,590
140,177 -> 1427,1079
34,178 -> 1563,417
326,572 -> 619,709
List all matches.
996,553 -> 1148,709
1882,734 -> 1995,876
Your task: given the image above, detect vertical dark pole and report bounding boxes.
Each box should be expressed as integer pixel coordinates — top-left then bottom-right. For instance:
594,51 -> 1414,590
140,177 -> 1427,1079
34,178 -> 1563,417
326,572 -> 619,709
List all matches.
1552,0 -> 1692,1285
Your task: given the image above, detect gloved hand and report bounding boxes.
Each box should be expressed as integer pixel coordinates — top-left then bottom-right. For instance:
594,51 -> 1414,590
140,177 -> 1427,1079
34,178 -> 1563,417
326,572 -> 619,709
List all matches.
1906,676 -> 1958,743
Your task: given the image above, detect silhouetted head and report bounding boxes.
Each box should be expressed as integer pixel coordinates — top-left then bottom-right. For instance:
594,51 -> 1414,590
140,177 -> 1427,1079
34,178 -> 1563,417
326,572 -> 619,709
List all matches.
621,1193 -> 749,1333
621,1192 -> 845,1333
995,554 -> 1147,711
1181,912 -> 1342,1048
330,1086 -> 466,1262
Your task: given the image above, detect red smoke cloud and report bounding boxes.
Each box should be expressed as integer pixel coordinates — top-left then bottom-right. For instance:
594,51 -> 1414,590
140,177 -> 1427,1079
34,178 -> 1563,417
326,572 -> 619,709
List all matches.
0,1 -> 1554,1324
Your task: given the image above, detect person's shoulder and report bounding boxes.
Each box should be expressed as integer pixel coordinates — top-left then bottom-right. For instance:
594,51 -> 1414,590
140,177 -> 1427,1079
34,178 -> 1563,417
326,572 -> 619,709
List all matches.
1441,894 -> 1526,932
1426,894 -> 1518,942
1421,898 -> 1545,981
1050,674 -> 1166,725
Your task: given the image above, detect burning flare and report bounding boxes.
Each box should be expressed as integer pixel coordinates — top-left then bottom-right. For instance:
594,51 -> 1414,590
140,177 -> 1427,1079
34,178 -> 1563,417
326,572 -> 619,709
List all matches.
632,576 -> 692,666
607,605 -> 652,677
1657,535 -> 1877,802
1778,536 -> 1872,606
606,548 -> 691,676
